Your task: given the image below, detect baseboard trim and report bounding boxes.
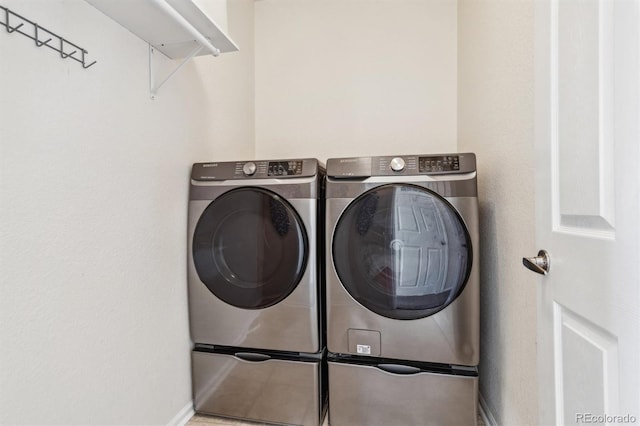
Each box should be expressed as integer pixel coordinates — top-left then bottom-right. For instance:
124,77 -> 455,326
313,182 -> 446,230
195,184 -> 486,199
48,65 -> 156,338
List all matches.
479,393 -> 498,426
167,401 -> 194,426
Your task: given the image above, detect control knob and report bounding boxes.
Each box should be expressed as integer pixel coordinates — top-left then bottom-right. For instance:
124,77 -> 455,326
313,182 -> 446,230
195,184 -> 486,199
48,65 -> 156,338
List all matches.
390,157 -> 405,172
243,162 -> 257,176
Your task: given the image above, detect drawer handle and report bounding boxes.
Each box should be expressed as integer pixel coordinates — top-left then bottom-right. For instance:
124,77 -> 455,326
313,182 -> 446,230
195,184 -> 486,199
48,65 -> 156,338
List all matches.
376,364 -> 421,375
234,352 -> 271,362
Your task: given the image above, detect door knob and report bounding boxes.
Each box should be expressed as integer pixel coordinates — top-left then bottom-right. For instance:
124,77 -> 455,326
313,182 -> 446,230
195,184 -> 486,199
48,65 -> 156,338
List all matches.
522,250 -> 550,275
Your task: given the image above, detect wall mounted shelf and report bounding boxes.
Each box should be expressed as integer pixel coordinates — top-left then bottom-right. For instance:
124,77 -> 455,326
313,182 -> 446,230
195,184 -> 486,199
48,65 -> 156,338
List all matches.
86,0 -> 238,97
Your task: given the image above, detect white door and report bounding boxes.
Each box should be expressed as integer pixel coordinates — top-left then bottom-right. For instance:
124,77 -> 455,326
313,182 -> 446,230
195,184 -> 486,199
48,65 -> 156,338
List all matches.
534,0 -> 640,425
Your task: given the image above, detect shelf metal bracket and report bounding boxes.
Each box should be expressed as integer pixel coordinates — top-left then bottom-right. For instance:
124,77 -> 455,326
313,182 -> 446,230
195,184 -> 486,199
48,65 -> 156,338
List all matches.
149,44 -> 203,99
146,0 -> 223,99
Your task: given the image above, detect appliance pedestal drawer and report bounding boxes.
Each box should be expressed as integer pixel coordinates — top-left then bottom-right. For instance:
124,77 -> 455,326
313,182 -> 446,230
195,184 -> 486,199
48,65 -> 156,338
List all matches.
192,350 -> 326,426
328,359 -> 478,426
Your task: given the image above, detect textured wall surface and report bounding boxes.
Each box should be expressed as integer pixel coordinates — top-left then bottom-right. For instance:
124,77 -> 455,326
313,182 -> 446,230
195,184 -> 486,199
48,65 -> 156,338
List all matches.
457,0 -> 539,424
254,0 -> 458,161
0,0 -> 254,424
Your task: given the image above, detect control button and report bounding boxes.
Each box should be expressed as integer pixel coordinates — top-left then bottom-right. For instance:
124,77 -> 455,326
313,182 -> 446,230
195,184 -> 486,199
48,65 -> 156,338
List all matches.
390,157 -> 406,172
243,162 -> 257,176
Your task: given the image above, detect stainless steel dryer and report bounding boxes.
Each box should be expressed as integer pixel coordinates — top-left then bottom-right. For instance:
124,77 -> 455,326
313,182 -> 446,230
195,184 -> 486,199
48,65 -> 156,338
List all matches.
188,158 -> 326,426
325,153 -> 479,426
188,158 -> 324,353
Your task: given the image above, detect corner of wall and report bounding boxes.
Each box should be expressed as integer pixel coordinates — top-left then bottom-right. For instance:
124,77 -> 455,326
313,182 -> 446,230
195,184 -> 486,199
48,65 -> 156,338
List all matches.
479,393 -> 499,426
167,403 -> 195,426
457,0 -> 538,425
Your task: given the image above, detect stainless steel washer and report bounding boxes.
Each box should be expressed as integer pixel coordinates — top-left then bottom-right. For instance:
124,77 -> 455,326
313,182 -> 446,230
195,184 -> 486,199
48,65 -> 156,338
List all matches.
325,153 -> 479,426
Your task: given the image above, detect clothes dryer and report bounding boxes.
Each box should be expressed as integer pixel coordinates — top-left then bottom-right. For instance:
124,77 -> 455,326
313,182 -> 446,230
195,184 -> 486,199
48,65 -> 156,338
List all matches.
325,153 -> 479,426
188,158 -> 324,353
188,158 -> 327,426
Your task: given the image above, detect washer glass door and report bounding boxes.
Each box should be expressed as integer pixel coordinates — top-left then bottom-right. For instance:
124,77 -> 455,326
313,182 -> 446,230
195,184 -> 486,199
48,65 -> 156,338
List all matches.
332,184 -> 472,320
192,187 -> 308,309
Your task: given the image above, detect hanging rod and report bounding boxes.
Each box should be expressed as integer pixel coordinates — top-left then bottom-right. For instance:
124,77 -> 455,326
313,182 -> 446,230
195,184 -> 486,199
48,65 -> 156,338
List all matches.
150,0 -> 221,57
0,5 -> 97,69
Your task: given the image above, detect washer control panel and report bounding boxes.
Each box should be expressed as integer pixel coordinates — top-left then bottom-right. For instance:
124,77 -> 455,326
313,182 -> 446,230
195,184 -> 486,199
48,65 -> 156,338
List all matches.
267,160 -> 304,176
389,157 -> 406,172
242,162 -> 257,176
327,153 -> 475,178
419,155 -> 460,173
192,159 -> 315,181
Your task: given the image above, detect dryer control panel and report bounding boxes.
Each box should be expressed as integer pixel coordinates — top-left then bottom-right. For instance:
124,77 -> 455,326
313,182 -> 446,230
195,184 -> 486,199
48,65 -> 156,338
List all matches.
327,153 -> 475,178
192,158 -> 318,181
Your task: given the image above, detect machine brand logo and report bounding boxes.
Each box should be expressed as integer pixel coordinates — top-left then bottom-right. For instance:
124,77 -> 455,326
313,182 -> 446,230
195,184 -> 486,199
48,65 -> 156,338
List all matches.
202,163 -> 218,168
339,159 -> 359,163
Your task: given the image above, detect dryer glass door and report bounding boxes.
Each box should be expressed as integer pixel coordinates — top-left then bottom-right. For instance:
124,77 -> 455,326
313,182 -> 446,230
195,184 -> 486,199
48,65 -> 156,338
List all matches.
192,187 -> 308,309
332,184 -> 472,320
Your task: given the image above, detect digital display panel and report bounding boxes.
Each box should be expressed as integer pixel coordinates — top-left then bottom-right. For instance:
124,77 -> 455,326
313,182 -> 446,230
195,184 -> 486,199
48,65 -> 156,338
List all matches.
419,155 -> 460,173
268,161 -> 304,176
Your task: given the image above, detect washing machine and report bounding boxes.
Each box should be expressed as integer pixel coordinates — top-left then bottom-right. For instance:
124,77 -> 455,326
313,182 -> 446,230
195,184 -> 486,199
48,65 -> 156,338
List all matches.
325,153 -> 479,426
188,158 -> 326,425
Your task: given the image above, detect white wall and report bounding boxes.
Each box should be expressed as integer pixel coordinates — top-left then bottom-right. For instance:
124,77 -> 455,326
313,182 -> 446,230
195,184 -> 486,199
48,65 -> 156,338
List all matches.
458,1 -> 538,424
0,0 -> 254,424
254,0 -> 458,161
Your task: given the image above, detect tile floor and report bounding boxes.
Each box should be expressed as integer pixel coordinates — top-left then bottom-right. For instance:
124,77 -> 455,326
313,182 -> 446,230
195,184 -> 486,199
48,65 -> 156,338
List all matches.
187,413 -> 485,426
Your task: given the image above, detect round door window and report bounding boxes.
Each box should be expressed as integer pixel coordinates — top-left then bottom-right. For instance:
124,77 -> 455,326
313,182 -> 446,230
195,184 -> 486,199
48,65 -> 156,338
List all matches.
192,187 -> 308,309
332,184 -> 472,320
